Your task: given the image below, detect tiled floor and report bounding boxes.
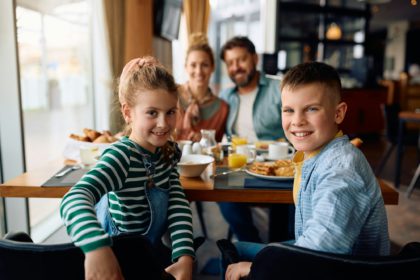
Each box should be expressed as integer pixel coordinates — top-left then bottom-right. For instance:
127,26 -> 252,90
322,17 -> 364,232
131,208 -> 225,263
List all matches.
44,135 -> 420,279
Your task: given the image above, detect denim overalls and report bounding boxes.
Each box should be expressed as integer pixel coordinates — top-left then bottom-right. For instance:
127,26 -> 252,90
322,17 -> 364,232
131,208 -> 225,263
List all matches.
95,143 -> 177,247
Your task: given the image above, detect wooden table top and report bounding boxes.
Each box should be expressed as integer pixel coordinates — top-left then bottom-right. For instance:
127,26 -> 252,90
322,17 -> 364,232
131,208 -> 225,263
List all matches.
399,111 -> 420,121
0,160 -> 399,205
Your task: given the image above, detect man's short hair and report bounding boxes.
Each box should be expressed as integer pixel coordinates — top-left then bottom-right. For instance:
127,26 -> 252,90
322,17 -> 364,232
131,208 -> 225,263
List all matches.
281,62 -> 342,102
220,36 -> 256,61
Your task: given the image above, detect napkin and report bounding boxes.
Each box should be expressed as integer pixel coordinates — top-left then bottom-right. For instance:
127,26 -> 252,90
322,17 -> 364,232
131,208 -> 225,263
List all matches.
244,178 -> 293,189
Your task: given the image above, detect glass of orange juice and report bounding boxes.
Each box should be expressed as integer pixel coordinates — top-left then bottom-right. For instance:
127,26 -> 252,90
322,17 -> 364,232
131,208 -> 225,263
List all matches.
231,136 -> 248,148
228,153 -> 248,169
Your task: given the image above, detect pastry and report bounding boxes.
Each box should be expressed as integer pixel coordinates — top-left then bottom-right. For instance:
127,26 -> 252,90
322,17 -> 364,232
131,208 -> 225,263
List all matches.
83,128 -> 102,142
69,133 -> 91,142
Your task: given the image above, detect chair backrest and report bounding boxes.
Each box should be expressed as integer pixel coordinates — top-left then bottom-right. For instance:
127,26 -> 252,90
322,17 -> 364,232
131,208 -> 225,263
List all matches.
247,242 -> 420,279
0,233 -> 174,280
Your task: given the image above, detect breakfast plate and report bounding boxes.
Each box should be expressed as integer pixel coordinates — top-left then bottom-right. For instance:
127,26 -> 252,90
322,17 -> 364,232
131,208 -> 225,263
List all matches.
245,168 -> 294,181
264,154 -> 294,161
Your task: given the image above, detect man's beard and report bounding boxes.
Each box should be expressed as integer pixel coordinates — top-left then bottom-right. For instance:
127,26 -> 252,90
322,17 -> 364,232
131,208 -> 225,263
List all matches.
230,67 -> 257,88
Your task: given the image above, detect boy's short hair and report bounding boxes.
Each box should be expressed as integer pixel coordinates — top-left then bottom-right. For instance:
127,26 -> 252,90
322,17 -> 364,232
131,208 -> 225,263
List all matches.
281,62 -> 342,102
220,36 -> 256,61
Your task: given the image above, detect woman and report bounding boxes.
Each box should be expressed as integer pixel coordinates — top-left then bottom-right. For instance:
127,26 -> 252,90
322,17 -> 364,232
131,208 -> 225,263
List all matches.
176,33 -> 229,142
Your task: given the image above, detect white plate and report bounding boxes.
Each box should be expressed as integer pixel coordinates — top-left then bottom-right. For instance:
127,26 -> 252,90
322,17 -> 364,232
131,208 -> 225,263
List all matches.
245,169 -> 294,181
264,154 -> 293,161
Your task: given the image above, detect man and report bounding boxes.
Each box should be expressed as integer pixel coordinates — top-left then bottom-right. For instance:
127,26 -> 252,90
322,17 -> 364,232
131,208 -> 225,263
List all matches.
218,36 -> 292,242
220,36 -> 284,142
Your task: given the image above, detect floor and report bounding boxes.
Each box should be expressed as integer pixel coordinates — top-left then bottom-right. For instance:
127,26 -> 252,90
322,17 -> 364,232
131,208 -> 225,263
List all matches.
44,135 -> 420,280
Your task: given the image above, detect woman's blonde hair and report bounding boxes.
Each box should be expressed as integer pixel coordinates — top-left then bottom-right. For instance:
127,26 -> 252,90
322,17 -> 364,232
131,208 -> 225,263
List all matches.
185,33 -> 214,66
118,56 -> 178,160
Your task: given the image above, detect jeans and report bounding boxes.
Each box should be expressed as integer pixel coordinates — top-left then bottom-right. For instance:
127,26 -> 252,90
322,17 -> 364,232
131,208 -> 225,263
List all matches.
218,203 -> 295,242
95,181 -> 169,247
218,202 -> 262,242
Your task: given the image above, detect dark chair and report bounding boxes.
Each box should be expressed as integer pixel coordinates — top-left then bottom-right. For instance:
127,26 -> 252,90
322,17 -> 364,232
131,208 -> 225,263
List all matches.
217,239 -> 420,279
248,242 -> 420,279
375,103 -> 418,176
0,232 -> 175,280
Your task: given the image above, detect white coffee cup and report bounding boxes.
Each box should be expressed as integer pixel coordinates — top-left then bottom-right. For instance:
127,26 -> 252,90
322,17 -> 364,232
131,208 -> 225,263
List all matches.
268,142 -> 295,160
80,146 -> 100,167
182,143 -> 193,155
177,140 -> 192,151
236,144 -> 256,163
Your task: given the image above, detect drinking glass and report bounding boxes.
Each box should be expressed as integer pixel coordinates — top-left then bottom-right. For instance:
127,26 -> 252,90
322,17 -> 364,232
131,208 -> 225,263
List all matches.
228,153 -> 248,169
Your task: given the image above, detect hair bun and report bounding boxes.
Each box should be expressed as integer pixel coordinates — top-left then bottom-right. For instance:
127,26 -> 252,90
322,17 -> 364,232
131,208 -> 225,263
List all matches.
189,32 -> 208,46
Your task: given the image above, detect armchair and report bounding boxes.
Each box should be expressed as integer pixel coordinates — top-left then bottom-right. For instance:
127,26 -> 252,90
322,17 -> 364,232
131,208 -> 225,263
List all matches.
217,239 -> 420,279
249,242 -> 420,279
0,232 -> 175,280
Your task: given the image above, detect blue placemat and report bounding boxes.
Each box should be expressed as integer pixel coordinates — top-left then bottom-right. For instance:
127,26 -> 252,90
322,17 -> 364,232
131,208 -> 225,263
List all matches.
244,178 -> 293,189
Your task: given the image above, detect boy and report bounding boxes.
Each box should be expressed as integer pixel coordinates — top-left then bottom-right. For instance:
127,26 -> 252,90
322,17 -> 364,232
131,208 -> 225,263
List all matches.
223,62 -> 390,280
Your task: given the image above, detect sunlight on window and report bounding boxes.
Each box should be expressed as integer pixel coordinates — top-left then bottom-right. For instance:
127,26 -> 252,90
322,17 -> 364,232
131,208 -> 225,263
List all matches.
16,1 -> 93,229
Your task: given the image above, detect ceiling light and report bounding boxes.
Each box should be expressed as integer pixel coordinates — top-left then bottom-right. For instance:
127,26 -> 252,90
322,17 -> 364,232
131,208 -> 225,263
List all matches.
326,23 -> 342,40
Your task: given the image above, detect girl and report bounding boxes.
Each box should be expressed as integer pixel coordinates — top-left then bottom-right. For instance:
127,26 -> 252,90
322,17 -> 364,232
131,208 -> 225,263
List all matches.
60,56 -> 194,280
176,33 -> 229,142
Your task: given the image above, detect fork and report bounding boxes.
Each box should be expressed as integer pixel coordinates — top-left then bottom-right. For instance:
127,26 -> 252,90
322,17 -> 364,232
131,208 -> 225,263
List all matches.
210,167 -> 246,179
55,165 -> 81,178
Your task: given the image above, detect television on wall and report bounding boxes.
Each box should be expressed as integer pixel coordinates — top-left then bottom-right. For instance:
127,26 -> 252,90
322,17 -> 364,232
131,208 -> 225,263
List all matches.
153,0 -> 182,41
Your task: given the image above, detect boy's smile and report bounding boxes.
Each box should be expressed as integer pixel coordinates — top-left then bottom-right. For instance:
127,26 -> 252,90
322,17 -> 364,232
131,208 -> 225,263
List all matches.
281,83 -> 347,155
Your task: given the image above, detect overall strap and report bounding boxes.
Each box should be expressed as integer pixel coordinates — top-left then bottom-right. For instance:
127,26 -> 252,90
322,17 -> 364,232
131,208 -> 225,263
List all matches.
131,142 -> 156,188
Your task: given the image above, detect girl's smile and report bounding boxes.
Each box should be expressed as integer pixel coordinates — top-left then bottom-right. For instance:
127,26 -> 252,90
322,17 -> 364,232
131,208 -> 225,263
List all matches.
122,89 -> 178,153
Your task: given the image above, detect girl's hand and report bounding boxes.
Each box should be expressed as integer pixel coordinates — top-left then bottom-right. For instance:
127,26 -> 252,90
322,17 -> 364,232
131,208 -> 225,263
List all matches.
165,255 -> 193,280
85,246 -> 124,280
225,262 -> 252,280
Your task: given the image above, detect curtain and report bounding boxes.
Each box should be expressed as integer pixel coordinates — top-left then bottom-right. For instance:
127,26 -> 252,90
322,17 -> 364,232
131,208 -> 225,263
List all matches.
183,0 -> 211,42
103,0 -> 126,133
103,0 -> 154,133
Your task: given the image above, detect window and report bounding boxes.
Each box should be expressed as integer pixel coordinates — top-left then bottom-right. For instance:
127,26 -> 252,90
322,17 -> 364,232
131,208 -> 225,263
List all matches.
15,1 -> 93,238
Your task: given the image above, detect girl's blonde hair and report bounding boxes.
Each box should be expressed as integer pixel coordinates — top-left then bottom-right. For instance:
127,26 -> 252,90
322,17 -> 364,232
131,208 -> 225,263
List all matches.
118,56 -> 178,108
185,33 -> 214,66
118,56 -> 178,159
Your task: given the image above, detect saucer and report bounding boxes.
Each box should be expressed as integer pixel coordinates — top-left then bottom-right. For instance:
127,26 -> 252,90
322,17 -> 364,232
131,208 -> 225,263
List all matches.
264,154 -> 293,161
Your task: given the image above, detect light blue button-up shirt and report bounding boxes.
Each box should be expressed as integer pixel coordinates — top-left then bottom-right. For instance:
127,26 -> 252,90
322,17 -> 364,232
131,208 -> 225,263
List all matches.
294,135 -> 390,256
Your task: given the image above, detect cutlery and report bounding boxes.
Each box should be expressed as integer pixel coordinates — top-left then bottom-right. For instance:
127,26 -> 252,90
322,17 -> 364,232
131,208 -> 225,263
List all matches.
55,165 -> 81,178
210,167 -> 246,179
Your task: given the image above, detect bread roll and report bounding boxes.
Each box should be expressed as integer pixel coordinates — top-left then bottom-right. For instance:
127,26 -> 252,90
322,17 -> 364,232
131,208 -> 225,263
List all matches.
69,133 -> 91,142
83,128 -> 102,142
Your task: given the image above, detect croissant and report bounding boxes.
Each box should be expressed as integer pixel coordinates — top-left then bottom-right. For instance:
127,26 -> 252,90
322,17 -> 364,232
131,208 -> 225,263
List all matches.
69,133 -> 91,142
83,128 -> 102,142
92,135 -> 109,143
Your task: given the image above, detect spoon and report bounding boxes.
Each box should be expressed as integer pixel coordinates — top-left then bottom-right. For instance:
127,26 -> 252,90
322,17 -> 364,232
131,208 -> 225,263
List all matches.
210,167 -> 246,179
55,165 -> 81,178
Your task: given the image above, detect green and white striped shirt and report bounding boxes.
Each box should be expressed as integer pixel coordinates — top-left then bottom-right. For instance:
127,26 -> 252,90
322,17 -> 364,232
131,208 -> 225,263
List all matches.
60,137 -> 195,261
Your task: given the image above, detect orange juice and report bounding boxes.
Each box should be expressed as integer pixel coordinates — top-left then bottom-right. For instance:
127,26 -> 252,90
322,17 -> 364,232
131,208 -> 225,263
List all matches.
231,136 -> 248,148
228,153 -> 248,169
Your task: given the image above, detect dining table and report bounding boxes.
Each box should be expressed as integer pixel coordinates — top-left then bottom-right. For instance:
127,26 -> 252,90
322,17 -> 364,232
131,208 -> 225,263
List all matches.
0,159 -> 399,205
0,158 -> 399,242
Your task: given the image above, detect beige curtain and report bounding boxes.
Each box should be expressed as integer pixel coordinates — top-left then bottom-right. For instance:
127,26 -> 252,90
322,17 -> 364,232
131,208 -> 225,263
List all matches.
103,0 -> 154,133
183,0 -> 211,42
103,0 -> 126,133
